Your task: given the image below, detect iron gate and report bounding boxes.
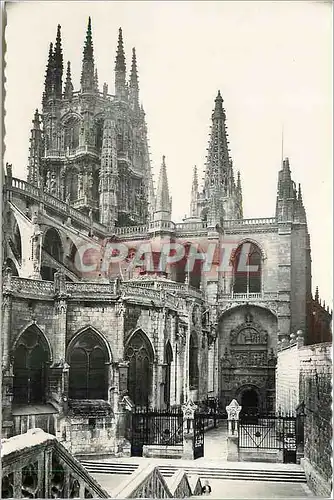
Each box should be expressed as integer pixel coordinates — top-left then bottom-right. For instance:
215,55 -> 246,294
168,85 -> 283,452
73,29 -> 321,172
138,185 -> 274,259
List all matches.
238,413 -> 297,464
193,413 -> 204,459
131,407 -> 183,457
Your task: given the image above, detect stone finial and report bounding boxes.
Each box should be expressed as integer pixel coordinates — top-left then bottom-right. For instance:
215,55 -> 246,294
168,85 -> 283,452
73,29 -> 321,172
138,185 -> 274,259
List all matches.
226,399 -> 242,420
6,163 -> 13,178
182,400 -> 198,419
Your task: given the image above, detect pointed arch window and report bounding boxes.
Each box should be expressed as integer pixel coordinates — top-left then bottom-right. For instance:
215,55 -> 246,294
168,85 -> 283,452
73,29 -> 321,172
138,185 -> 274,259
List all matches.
13,327 -> 50,405
189,333 -> 199,389
164,342 -> 173,407
125,330 -> 154,407
233,242 -> 262,294
64,117 -> 80,151
68,330 -> 108,400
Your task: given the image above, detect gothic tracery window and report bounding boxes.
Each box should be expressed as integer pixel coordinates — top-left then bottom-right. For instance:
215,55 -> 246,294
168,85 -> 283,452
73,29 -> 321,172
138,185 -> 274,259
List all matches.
64,118 -> 80,152
164,342 -> 173,407
189,332 -> 199,389
13,327 -> 50,405
68,330 -> 108,400
233,242 -> 262,294
125,330 -> 154,407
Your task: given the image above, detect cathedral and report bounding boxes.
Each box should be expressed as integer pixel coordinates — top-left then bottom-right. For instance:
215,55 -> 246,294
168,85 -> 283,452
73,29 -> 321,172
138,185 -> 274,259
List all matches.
2,19 -> 331,457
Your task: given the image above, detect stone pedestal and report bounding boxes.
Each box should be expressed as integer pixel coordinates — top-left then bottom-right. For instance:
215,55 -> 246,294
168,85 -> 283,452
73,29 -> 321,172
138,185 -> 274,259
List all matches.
115,396 -> 132,457
227,435 -> 239,462
226,399 -> 242,462
181,400 -> 198,460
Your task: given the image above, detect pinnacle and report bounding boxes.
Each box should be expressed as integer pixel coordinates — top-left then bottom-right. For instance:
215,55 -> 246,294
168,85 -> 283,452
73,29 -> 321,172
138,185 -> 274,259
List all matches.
83,16 -> 94,61
64,61 -> 74,98
315,286 -> 319,302
130,47 -> 139,89
115,27 -> 126,71
155,155 -> 170,215
212,90 -> 225,120
32,109 -> 40,129
283,157 -> 290,170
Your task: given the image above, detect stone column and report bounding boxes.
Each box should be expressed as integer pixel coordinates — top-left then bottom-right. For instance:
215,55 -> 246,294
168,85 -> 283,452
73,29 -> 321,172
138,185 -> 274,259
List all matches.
226,399 -> 242,462
51,271 -> 69,411
114,361 -> 131,456
182,400 -> 198,460
2,273 -> 12,371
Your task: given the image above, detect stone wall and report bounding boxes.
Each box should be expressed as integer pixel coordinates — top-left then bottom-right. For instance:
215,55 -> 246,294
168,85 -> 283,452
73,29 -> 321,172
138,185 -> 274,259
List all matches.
277,339 -> 332,496
275,342 -> 299,413
299,343 -> 332,496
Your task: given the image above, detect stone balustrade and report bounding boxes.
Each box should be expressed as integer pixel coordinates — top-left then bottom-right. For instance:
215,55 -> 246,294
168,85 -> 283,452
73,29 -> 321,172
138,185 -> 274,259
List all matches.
45,146 -> 99,159
123,278 -> 203,300
5,177 -> 278,242
1,428 -> 109,498
219,291 -> 279,302
224,217 -> 277,227
3,276 -> 195,309
7,277 -> 55,299
175,221 -> 208,232
112,463 -> 172,498
148,220 -> 176,232
114,224 -> 148,236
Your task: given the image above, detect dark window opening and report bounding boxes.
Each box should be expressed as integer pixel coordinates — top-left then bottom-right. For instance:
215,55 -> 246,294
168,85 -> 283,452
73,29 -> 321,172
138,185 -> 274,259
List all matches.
189,333 -> 199,389
64,119 -> 80,151
233,243 -> 262,294
164,342 -> 173,407
68,331 -> 108,400
125,330 -> 154,407
13,327 -> 50,405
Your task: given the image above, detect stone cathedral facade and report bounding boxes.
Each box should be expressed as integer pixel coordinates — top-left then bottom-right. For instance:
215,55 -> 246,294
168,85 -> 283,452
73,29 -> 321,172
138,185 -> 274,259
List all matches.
2,19 -> 331,456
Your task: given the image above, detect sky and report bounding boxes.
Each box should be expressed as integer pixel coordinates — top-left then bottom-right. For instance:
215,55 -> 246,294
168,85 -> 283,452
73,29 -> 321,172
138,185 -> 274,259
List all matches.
4,1 -> 333,307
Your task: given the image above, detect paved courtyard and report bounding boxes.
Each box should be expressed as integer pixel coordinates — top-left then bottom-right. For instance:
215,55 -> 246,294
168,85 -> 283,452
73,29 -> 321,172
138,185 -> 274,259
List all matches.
194,478 -> 314,498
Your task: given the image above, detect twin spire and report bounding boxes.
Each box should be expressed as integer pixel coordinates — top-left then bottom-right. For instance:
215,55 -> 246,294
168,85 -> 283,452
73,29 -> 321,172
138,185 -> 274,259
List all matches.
43,19 -> 140,102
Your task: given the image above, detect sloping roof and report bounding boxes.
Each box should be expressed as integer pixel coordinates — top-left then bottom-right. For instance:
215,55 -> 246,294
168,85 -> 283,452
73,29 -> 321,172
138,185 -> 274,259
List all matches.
68,400 -> 113,417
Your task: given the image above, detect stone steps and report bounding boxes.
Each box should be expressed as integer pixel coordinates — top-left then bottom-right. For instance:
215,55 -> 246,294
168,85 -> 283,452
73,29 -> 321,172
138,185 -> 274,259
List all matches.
80,461 -> 307,483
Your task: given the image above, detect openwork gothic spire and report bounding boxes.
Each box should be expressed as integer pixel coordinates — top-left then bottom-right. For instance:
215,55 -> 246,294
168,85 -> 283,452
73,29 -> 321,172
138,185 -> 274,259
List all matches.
199,91 -> 242,221
205,90 -> 231,195
64,61 -> 73,100
115,27 -> 127,99
81,17 -> 96,93
129,47 -> 139,107
43,42 -> 54,104
53,24 -> 63,98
